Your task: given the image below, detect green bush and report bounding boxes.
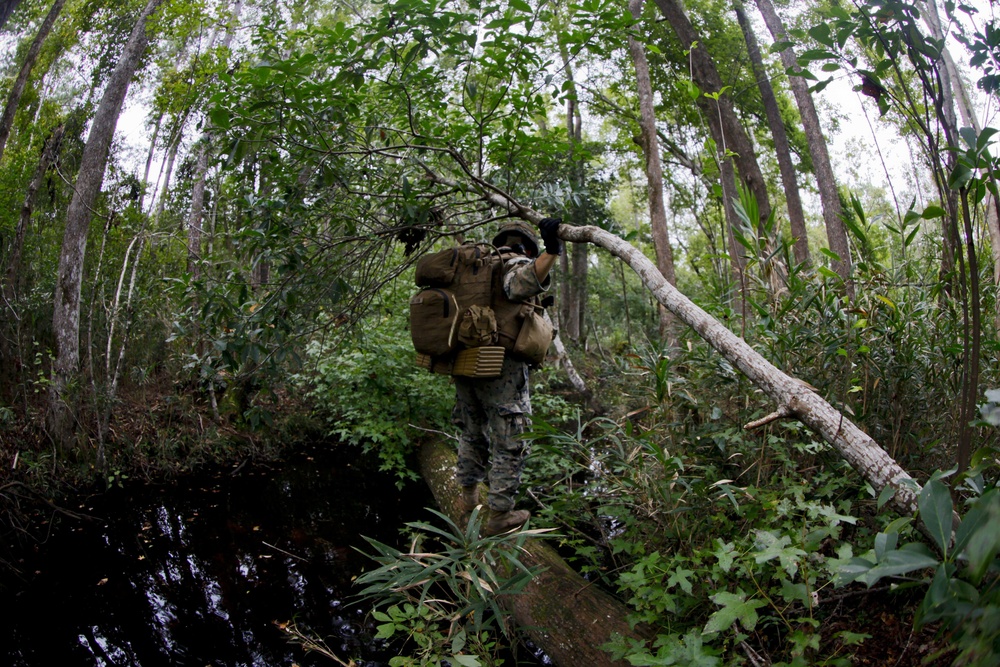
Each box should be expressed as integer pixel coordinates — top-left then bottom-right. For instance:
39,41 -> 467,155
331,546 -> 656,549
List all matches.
297,309 -> 454,484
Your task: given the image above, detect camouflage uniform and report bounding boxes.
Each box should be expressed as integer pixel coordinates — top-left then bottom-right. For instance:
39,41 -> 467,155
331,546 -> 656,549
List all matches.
454,255 -> 549,512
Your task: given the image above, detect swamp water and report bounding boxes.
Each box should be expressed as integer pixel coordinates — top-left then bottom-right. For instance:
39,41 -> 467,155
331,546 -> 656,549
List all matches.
1,443 -> 543,666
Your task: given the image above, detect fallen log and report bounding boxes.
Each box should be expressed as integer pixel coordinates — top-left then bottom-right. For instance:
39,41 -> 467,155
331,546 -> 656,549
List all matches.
417,439 -> 647,667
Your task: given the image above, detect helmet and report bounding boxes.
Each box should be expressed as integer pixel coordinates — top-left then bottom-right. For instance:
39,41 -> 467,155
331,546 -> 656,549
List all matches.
491,221 -> 539,257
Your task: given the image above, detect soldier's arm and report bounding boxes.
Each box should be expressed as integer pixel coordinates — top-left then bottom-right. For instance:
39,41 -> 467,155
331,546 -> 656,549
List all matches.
534,250 -> 557,283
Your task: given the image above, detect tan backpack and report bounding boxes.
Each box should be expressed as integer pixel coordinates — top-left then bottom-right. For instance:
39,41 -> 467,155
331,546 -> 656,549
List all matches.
409,243 -> 552,374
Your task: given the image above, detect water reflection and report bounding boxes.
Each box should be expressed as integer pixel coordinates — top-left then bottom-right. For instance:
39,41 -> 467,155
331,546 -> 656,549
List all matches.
2,445 -> 430,666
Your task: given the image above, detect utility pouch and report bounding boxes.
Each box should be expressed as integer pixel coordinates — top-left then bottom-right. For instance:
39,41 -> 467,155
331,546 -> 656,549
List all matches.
409,288 -> 461,357
458,305 -> 498,347
414,248 -> 460,287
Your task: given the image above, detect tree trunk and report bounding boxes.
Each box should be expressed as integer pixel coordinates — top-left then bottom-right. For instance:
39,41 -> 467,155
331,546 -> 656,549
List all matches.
570,241 -> 588,347
558,41 -> 586,343
417,439 -> 647,667
4,124 -> 63,300
47,0 -> 165,454
185,0 -> 241,279
754,0 -> 853,299
0,0 -> 68,165
141,111 -> 162,210
187,141 -> 209,277
653,0 -> 788,299
652,0 -> 773,232
546,309 -> 589,397
0,0 -> 22,30
628,0 -> 679,342
733,0 -> 809,268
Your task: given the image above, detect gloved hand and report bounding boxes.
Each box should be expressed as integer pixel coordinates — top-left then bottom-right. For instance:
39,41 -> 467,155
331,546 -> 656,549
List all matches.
538,217 -> 562,256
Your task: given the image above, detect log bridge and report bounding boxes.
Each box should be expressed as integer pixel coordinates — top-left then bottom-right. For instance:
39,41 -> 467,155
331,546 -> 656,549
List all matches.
418,439 -> 649,667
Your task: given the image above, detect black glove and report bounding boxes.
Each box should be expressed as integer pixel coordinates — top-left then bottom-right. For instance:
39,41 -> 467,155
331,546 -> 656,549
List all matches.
538,217 -> 562,256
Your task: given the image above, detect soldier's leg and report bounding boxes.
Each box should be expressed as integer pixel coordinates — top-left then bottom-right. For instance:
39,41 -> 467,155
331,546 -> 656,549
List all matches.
485,409 -> 531,512
453,380 -> 490,489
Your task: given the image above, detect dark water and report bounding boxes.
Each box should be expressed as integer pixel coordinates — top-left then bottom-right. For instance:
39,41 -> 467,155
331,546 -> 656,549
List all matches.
1,444 -> 435,666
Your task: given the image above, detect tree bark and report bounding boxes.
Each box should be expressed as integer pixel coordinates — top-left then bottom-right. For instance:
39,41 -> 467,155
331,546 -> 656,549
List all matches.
187,141 -> 209,277
185,0 -> 241,279
0,0 -> 68,165
546,310 -> 589,397
628,0 -> 679,342
754,0 -> 853,299
558,41 -> 586,343
733,0 -> 809,267
918,0 -> 1000,331
652,0 -> 773,232
47,0 -> 166,453
417,439 -> 646,667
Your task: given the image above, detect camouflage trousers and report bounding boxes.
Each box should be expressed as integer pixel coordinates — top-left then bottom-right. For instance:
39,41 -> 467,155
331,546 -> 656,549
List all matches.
453,357 -> 532,512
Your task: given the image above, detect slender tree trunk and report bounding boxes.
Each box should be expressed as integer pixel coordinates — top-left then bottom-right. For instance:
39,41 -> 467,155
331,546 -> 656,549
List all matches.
0,0 -> 68,165
558,41 -> 586,343
754,0 -> 853,299
151,119 -> 184,220
4,124 -> 63,300
628,0 -> 679,342
558,251 -> 571,334
0,0 -> 22,30
141,111 -> 162,210
721,156 -> 747,315
47,0 -> 166,454
187,141 -> 209,277
653,0 -> 789,300
733,0 -> 809,268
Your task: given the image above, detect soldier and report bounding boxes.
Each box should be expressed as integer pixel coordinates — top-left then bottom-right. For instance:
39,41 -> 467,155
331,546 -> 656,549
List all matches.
454,217 -> 562,536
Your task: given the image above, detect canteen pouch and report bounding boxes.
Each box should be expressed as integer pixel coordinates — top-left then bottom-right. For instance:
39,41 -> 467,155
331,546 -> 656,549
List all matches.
511,305 -> 553,365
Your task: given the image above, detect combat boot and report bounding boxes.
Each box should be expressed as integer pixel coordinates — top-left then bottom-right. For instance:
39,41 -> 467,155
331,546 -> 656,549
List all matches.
459,486 -> 480,513
483,509 -> 530,536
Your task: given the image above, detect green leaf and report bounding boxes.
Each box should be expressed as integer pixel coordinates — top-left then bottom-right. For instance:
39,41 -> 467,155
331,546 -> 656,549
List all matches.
877,484 -> 897,510
668,567 -> 695,595
819,247 -> 842,262
960,125 -> 979,149
948,163 -> 974,190
714,540 -> 736,573
956,489 -> 1000,584
861,543 -> 939,586
918,480 -> 953,555
452,656 -> 481,667
753,530 -> 807,577
375,622 -> 398,639
704,591 -> 766,633
921,205 -> 946,219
